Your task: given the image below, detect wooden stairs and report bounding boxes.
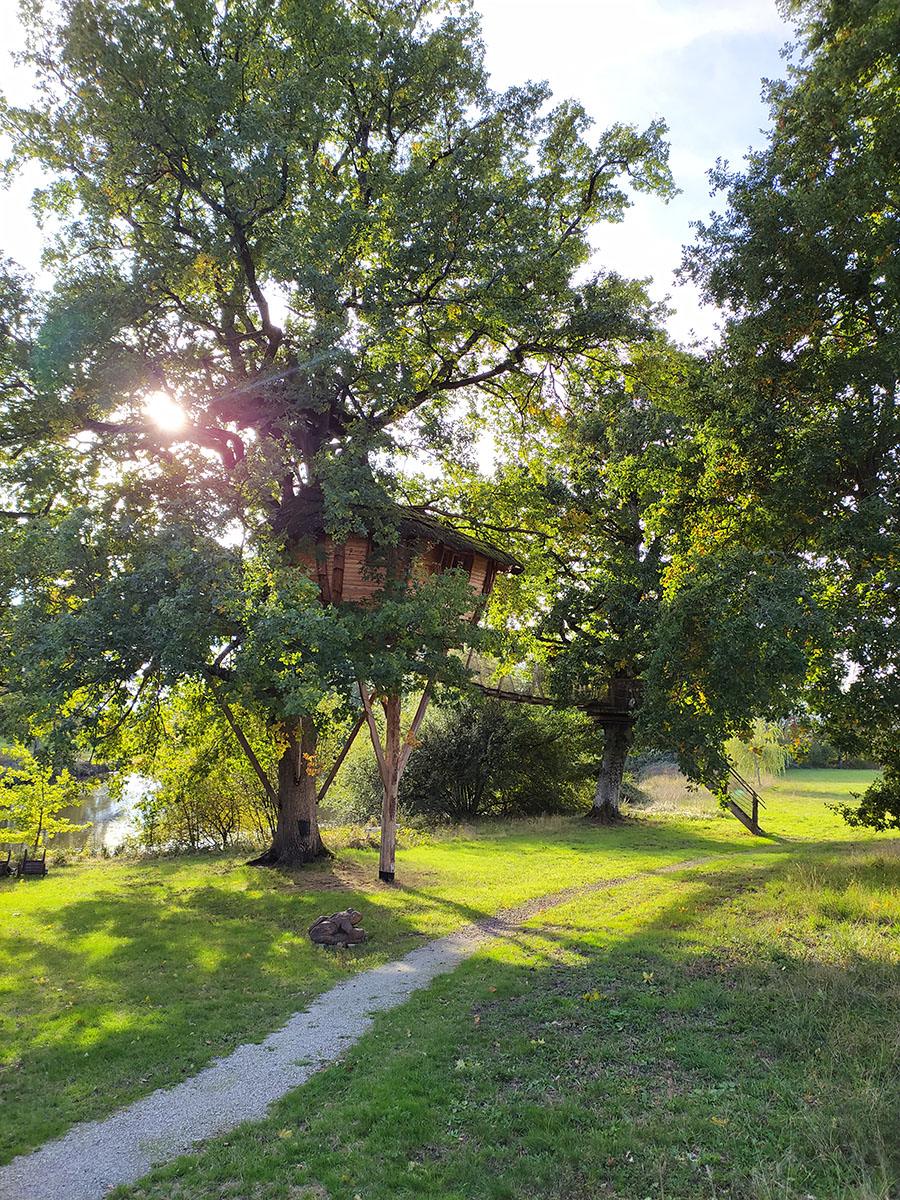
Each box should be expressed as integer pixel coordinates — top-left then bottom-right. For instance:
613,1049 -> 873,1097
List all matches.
725,764 -> 765,835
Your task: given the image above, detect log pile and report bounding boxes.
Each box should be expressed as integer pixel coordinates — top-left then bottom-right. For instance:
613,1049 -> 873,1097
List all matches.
308,908 -> 367,947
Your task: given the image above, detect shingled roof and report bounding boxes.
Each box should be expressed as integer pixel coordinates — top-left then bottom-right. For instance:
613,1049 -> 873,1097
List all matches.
273,495 -> 522,573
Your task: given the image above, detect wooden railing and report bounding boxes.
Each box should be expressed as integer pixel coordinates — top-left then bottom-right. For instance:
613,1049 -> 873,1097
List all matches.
725,763 -> 765,835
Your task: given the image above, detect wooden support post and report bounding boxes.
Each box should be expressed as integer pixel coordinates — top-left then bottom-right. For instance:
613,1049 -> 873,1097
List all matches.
357,680 -> 434,884
399,682 -> 433,774
379,694 -> 402,883
358,680 -> 396,880
358,682 -> 388,780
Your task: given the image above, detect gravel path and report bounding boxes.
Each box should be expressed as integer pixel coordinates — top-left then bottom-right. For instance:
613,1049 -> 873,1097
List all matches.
0,854 -> 714,1200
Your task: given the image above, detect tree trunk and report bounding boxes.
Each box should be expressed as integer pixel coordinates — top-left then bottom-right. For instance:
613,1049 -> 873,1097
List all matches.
378,695 -> 401,883
590,721 -> 633,823
249,715 -> 328,866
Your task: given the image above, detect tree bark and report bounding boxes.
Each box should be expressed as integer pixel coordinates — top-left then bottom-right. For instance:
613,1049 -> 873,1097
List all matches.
378,695 -> 402,883
249,715 -> 328,866
590,720 -> 633,823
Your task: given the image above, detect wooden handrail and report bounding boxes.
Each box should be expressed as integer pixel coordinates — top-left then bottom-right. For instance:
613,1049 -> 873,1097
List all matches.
726,763 -> 766,809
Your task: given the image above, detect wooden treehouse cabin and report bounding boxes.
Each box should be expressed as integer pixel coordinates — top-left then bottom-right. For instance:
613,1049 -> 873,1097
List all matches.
275,495 -> 520,610
274,494 -> 522,881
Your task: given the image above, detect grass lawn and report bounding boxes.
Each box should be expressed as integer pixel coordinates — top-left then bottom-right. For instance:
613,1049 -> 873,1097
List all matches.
115,842 -> 899,1200
1,768 -> 894,1190
761,768 -> 879,836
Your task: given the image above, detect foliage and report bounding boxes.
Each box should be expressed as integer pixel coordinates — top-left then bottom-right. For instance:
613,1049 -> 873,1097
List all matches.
122,683 -> 281,852
724,719 -> 791,785
646,548 -> 833,785
348,696 -> 598,823
676,0 -> 900,813
0,0 -> 675,831
0,744 -> 88,847
448,335 -> 803,794
832,767 -> 900,833
455,340 -> 676,697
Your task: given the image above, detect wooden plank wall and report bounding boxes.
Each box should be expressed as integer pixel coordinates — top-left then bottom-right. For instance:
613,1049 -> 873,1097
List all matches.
295,539 -> 496,604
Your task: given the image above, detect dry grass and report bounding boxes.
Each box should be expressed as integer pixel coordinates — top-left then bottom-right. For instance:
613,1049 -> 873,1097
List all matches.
628,765 -> 721,818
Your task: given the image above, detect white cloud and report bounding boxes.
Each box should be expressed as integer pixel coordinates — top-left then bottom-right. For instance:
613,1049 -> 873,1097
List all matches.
476,0 -> 791,339
478,0 -> 784,65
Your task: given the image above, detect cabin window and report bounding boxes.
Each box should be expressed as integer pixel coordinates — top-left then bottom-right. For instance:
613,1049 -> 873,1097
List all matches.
365,535 -> 415,577
437,545 -> 473,577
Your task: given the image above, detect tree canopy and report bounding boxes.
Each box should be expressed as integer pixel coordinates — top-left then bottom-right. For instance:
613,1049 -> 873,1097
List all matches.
0,0 -> 676,861
679,0 -> 899,828
0,0 -> 894,852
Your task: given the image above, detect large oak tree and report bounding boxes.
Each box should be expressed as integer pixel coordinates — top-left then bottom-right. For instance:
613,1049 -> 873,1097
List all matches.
0,0 -> 674,862
680,0 -> 900,826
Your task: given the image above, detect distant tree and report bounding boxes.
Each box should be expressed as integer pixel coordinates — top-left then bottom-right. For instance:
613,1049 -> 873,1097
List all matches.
725,719 -> 791,786
0,0 -> 674,864
514,343 -> 688,822
680,0 -> 900,827
452,338 -> 820,821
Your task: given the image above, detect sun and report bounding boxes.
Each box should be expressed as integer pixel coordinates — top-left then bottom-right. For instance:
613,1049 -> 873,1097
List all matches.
143,389 -> 187,432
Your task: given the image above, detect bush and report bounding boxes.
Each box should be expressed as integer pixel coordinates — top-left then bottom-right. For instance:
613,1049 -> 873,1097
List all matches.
347,696 -> 599,824
831,766 -> 898,832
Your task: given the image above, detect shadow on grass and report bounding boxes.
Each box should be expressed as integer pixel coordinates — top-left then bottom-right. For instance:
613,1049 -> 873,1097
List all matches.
0,867 -> 421,1162
112,848 -> 898,1200
0,819 -> 744,1163
1,818 -> 886,1167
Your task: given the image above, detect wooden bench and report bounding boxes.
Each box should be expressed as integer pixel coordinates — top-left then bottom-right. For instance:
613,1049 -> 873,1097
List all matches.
18,849 -> 47,877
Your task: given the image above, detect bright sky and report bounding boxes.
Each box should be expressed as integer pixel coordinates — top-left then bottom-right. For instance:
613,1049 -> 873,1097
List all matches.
0,0 -> 794,344
476,0 -> 793,341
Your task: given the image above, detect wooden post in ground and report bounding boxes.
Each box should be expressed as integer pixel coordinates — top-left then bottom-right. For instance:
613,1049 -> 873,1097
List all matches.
358,680 -> 433,883
380,694 -> 401,882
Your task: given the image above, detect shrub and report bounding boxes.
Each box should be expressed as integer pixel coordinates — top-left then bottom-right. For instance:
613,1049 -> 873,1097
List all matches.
0,746 -> 90,849
347,696 -> 599,824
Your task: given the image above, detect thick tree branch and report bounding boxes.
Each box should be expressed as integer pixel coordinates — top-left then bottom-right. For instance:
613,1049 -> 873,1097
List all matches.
205,675 -> 278,806
83,418 -> 245,469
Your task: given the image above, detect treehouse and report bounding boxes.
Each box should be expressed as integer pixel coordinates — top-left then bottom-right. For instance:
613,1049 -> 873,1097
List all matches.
475,672 -> 641,728
273,493 -> 522,882
571,677 -> 642,727
274,495 -> 522,607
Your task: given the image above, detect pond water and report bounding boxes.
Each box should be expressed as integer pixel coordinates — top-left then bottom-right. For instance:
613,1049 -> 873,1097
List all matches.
57,776 -> 145,852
